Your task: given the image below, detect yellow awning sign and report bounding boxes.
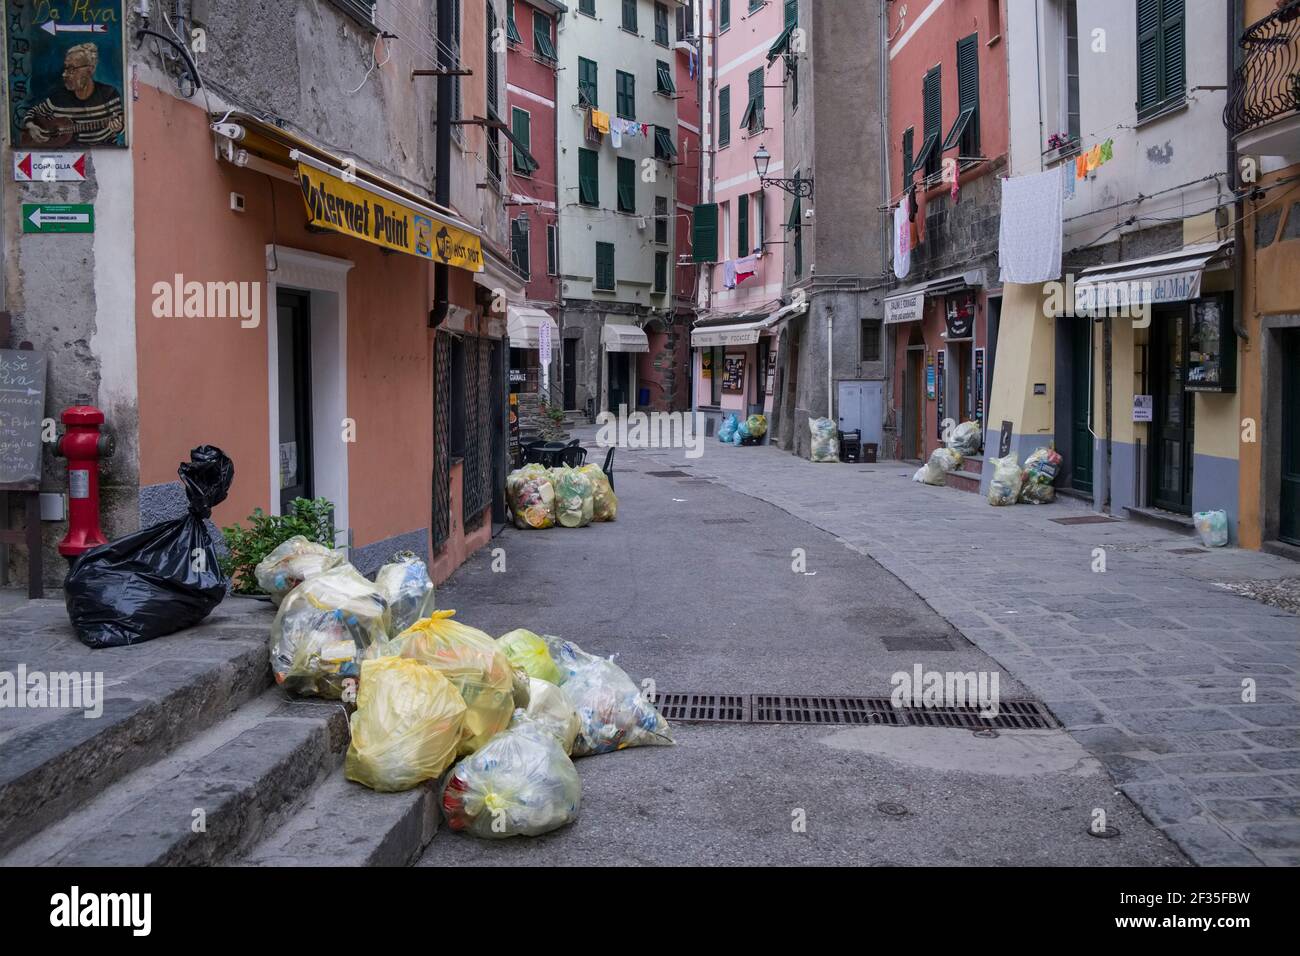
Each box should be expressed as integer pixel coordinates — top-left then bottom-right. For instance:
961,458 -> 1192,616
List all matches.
296,162 -> 483,272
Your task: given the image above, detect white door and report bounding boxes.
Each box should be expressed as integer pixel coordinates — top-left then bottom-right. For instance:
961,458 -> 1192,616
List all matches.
838,381 -> 884,450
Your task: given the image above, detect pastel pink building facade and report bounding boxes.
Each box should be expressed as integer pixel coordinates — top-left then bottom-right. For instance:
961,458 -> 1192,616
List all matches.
691,0 -> 789,422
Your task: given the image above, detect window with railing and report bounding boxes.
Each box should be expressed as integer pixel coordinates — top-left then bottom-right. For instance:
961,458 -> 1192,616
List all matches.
1225,0 -> 1300,138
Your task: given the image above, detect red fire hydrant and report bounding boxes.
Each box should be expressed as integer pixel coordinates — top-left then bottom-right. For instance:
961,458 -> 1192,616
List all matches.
57,405 -> 113,558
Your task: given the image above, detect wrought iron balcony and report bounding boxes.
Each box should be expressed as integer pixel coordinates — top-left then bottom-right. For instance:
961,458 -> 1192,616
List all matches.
1225,0 -> 1300,141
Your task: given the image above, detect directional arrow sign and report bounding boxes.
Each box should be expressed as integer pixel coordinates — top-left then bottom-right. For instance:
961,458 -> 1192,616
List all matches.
22,203 -> 94,234
40,21 -> 109,35
13,151 -> 87,182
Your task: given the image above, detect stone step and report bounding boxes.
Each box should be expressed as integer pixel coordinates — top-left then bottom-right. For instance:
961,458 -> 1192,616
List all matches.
1,691 -> 349,866
241,773 -> 440,867
0,600 -> 274,856
945,470 -> 983,493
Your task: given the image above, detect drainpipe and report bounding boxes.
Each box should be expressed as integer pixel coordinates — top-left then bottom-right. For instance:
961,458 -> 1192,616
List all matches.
826,305 -> 834,419
430,0 -> 454,328
1103,313 -> 1113,512
1227,0 -> 1248,344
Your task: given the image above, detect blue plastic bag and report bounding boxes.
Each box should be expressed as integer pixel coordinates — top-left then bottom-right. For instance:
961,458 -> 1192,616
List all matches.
718,413 -> 739,443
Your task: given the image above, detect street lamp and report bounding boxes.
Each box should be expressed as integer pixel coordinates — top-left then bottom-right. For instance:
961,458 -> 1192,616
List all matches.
753,143 -> 813,198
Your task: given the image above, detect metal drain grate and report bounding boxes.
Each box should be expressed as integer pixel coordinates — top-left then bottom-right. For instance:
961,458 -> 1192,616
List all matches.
655,693 -> 748,723
752,696 -> 906,726
646,470 -> 692,477
903,699 -> 1058,730
703,517 -> 749,524
1051,515 -> 1122,525
658,694 -> 1060,730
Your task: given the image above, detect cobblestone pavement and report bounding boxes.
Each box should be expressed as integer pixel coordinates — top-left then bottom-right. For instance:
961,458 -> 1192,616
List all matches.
626,430 -> 1300,866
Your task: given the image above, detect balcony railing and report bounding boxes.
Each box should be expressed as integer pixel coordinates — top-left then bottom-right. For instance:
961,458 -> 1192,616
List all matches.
1225,0 -> 1300,139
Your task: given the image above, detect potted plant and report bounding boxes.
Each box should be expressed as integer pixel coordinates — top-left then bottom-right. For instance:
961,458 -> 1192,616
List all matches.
219,497 -> 336,596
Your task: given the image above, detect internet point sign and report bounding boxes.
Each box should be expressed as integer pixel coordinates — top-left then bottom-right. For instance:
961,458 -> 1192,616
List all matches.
296,163 -> 483,272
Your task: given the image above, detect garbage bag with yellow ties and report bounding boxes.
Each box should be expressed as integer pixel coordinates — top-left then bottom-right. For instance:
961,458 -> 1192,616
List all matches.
439,720 -> 582,839
578,464 -> 618,522
498,628 -> 565,685
344,656 -> 467,792
389,610 -> 515,755
269,564 -> 390,699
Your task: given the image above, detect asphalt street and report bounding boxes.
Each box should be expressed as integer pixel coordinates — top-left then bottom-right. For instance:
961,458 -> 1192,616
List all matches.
418,444 -> 1188,866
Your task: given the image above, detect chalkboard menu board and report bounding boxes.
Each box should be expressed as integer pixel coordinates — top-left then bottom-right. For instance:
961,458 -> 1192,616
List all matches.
0,349 -> 47,488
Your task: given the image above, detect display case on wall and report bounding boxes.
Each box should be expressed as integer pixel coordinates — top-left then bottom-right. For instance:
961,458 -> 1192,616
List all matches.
1185,294 -> 1236,393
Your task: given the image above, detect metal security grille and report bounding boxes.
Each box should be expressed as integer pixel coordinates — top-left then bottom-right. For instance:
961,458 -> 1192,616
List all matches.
461,336 -> 494,530
432,333 -> 451,548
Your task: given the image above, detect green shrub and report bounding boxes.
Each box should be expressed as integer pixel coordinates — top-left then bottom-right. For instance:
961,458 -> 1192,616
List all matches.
219,497 -> 335,594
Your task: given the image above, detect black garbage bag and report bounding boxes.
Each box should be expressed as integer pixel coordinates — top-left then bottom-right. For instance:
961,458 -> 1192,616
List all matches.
66,445 -> 234,648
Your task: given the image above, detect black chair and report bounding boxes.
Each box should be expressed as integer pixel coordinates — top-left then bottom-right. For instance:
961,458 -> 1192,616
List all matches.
560,444 -> 588,467
602,447 -> 615,492
521,439 -> 546,466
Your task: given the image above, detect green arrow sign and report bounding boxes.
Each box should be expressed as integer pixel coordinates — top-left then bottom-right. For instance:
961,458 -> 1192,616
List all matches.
23,203 -> 94,234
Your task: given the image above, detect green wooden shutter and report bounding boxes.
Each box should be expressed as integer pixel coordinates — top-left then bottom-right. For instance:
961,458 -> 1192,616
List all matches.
580,0 -> 595,15
547,224 -> 557,275
923,66 -> 941,175
1161,0 -> 1185,109
655,251 -> 668,293
596,242 -> 615,290
789,175 -> 802,276
655,195 -> 668,244
745,67 -> 764,132
956,33 -> 979,154
902,126 -> 913,190
622,0 -> 637,32
738,194 -> 750,257
617,71 -> 635,120
617,157 -> 636,212
579,148 -> 599,205
1136,0 -> 1160,114
511,218 -> 530,278
579,57 -> 598,108
719,86 -> 731,148
511,108 -> 531,173
785,0 -> 798,29
720,0 -> 730,31
693,202 -> 718,262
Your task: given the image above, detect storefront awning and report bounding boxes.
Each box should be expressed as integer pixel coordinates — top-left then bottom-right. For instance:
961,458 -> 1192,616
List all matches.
602,321 -> 650,353
507,307 -> 559,350
690,310 -> 778,347
212,111 -> 483,271
884,269 -> 984,324
768,299 -> 809,328
1072,240 -> 1232,314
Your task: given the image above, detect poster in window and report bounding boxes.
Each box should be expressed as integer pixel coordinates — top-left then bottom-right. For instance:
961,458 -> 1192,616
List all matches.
701,350 -> 713,378
765,348 -> 776,394
722,354 -> 745,392
6,0 -> 128,149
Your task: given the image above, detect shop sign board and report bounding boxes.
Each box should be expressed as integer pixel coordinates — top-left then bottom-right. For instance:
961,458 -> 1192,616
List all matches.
885,291 -> 924,325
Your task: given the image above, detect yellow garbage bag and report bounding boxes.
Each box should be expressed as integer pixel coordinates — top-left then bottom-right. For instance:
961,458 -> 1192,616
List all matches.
344,656 -> 467,792
579,464 -> 618,521
511,677 -> 580,755
498,628 -> 564,685
390,610 -> 515,755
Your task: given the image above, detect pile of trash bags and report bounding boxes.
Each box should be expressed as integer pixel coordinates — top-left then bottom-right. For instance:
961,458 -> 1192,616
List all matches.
986,447 -> 1065,507
506,464 -> 617,530
256,538 -> 671,839
913,447 -> 963,485
66,445 -> 235,649
809,417 -> 839,462
718,413 -> 740,444
718,412 -> 769,446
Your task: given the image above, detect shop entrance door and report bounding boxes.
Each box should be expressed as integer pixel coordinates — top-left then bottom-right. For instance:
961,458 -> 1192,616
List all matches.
1281,329 -> 1300,544
905,348 -> 924,460
607,351 -> 630,412
277,289 -> 313,514
1151,307 -> 1195,513
1070,318 -> 1094,494
953,342 -> 974,423
563,339 -> 577,409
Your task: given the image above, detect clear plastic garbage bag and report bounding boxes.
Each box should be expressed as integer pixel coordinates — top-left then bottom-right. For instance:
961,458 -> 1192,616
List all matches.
913,447 -> 962,485
440,722 -> 582,839
344,656 -> 467,792
509,467 -> 556,530
549,466 -> 594,528
579,464 -> 618,521
947,421 -> 983,456
498,628 -> 565,685
1018,447 -> 1063,505
987,454 -> 1023,507
809,417 -> 839,462
512,677 -> 580,755
374,552 -> 437,635
270,564 -> 391,699
1194,510 -> 1229,547
389,610 -> 515,755
254,535 -> 345,607
543,636 -> 674,757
